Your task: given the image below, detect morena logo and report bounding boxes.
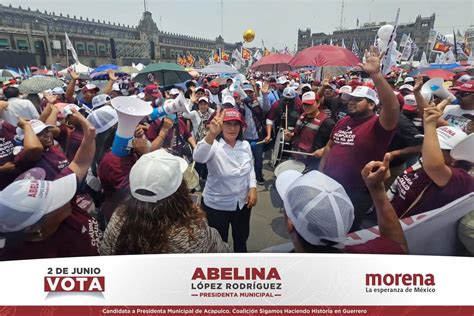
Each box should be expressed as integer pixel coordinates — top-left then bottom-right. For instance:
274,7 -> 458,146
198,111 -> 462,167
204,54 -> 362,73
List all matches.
192,267 -> 281,280
365,273 -> 435,286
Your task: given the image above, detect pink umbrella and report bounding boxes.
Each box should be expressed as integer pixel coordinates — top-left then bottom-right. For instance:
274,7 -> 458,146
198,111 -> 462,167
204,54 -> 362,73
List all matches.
289,45 -> 360,67
421,69 -> 455,81
251,53 -> 293,72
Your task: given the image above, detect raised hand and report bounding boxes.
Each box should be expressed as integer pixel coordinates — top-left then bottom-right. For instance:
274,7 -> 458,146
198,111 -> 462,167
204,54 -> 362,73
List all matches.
107,69 -> 118,81
17,117 -> 29,130
358,46 -> 382,76
361,153 -> 391,189
413,75 -> 423,93
209,109 -> 225,137
69,69 -> 80,81
261,81 -> 270,94
423,98 -> 449,127
162,117 -> 174,131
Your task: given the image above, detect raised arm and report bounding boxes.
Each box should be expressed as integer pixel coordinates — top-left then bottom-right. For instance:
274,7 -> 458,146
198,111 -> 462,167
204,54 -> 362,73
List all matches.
17,117 -> 43,161
361,153 -> 408,253
360,47 -> 399,131
101,70 -> 118,96
421,99 -> 453,187
65,70 -> 80,102
67,109 -> 96,181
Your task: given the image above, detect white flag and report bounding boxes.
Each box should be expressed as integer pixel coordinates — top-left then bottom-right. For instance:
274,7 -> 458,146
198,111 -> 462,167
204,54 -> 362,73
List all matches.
468,52 -> 474,66
341,38 -> 346,49
65,32 -> 78,63
435,53 -> 442,64
381,9 -> 400,75
329,38 -> 334,46
442,49 -> 456,64
419,51 -> 429,67
253,49 -> 262,61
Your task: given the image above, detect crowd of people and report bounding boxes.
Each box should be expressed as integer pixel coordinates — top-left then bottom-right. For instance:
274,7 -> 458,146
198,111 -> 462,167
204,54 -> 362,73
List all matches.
0,46 -> 474,260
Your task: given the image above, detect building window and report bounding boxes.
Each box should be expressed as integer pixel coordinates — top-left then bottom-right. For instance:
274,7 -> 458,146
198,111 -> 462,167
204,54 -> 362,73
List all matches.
0,38 -> 10,49
421,22 -> 429,27
98,45 -> 107,55
16,39 -> 29,50
161,49 -> 166,57
76,43 -> 85,54
87,44 -> 96,54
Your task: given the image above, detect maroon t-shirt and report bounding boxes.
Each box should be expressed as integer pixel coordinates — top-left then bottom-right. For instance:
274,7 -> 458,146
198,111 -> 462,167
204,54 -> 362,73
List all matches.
146,117 -> 192,154
98,151 -> 137,220
324,115 -> 395,191
15,145 -> 69,181
57,124 -> 84,162
266,99 -> 304,129
0,121 -> 18,189
344,236 -> 405,254
0,168 -> 101,261
391,167 -> 474,218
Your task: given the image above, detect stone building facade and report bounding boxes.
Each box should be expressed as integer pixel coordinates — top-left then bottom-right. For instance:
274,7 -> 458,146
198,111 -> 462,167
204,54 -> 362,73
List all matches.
298,14 -> 436,60
0,4 -> 241,68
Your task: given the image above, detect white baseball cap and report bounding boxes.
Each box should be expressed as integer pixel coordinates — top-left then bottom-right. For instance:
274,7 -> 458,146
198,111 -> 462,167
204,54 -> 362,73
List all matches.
28,119 -> 55,135
457,74 -> 472,83
301,91 -> 316,104
282,86 -> 296,99
198,96 -> 209,103
92,94 -> 112,110
343,86 -> 379,105
437,126 -> 467,150
403,94 -> 417,107
276,170 -> 354,248
169,88 -> 180,95
129,149 -> 188,203
338,85 -> 352,94
451,133 -> 474,163
404,77 -> 415,84
87,106 -> 118,134
222,95 -> 236,107
52,87 -> 65,95
0,172 -> 77,233
277,76 -> 289,85
399,84 -> 414,92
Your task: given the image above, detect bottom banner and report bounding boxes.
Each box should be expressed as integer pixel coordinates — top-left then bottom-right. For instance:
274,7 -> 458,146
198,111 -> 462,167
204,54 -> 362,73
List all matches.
1,306 -> 474,316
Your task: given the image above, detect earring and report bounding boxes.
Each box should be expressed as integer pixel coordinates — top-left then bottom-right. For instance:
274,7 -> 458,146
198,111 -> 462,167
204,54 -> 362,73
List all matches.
37,230 -> 43,239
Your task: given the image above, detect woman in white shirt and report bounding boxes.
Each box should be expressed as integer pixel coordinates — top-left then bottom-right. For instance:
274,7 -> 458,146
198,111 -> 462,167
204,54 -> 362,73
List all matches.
193,108 -> 257,252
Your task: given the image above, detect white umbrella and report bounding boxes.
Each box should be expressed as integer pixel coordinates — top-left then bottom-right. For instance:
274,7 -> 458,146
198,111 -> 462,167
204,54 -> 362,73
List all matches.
0,69 -> 21,78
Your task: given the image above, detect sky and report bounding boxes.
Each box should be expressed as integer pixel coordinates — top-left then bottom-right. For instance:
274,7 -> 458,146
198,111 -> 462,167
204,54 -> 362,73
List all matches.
5,0 -> 474,50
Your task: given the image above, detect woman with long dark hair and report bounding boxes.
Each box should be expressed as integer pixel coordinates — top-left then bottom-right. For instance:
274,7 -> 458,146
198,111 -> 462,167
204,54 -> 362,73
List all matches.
99,149 -> 231,254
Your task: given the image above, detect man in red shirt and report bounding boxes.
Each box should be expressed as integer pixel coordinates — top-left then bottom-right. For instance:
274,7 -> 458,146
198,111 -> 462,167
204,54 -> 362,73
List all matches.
319,48 -> 400,232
